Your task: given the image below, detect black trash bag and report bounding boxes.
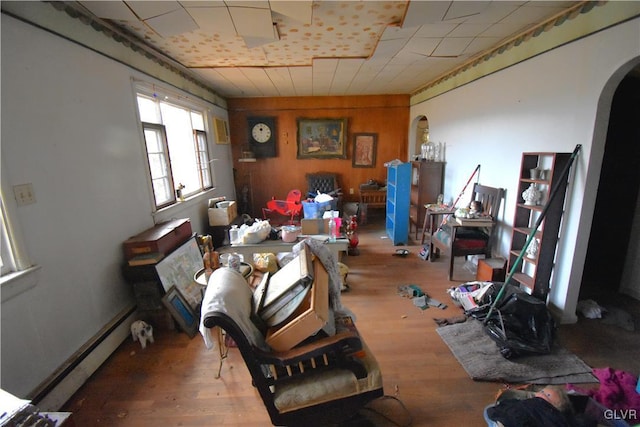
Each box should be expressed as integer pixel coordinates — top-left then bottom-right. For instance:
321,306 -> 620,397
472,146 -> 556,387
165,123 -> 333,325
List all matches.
468,284 -> 556,359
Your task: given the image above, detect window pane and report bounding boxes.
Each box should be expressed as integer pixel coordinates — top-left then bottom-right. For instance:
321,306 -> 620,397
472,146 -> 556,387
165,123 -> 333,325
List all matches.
191,111 -> 204,130
144,128 -> 163,152
137,95 -> 161,123
148,153 -> 167,179
160,103 -> 200,195
152,176 -> 173,206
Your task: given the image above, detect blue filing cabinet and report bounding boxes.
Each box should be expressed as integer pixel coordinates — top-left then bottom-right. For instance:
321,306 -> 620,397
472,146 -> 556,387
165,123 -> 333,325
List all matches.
385,161 -> 411,245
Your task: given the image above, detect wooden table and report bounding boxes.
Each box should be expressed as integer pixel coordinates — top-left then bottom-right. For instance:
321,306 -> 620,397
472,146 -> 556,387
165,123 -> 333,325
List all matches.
218,237 -> 349,265
420,206 -> 455,245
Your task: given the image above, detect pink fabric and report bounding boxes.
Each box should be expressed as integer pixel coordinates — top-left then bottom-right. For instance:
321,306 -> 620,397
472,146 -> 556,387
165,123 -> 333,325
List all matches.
569,368 -> 640,423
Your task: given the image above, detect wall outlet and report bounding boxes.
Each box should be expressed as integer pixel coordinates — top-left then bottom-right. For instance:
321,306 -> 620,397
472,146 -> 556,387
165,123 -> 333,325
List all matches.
349,188 -> 354,194
13,183 -> 36,206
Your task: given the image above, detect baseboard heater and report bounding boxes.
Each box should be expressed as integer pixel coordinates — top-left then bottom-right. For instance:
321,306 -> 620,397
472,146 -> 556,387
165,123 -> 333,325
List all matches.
28,304 -> 137,411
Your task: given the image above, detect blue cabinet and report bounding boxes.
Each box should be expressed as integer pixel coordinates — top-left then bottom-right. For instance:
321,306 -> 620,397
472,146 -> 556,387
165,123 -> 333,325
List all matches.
385,161 -> 411,245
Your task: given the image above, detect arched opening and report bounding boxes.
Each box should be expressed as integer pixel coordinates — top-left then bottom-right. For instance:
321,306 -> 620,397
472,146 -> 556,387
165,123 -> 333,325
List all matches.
410,115 -> 429,161
579,62 -> 640,306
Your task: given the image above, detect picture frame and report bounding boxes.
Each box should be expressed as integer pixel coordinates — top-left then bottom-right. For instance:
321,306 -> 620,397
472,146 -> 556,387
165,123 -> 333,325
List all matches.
352,133 -> 377,168
297,118 -> 347,159
213,116 -> 230,144
162,286 -> 199,338
155,237 -> 204,310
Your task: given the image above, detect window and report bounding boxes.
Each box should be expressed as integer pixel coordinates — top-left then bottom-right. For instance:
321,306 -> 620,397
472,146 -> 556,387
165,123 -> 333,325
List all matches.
1,199 -> 16,276
135,84 -> 213,209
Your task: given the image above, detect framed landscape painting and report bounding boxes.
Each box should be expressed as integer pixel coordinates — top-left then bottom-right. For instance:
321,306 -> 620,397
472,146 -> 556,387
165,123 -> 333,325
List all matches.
297,118 -> 347,159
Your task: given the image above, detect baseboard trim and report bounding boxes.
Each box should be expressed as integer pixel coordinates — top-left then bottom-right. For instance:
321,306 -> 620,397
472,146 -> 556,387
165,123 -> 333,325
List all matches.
29,304 -> 137,411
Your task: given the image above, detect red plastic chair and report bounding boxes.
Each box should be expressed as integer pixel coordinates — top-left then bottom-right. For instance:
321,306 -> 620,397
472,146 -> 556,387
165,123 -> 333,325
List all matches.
263,189 -> 303,224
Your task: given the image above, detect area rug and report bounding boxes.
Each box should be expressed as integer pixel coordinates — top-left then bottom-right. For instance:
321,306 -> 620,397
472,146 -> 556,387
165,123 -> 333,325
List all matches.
437,319 -> 597,384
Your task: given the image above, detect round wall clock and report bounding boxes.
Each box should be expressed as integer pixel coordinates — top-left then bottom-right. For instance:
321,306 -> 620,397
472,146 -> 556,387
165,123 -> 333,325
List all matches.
247,117 -> 277,158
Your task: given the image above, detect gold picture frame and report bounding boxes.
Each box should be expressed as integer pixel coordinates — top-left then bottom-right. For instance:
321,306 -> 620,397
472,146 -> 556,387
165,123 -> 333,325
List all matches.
213,116 -> 229,144
296,118 -> 347,159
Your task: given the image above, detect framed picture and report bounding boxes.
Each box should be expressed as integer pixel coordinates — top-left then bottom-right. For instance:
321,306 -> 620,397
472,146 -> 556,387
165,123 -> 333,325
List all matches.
155,237 -> 204,310
297,118 -> 347,159
162,286 -> 199,338
352,133 -> 377,168
213,116 -> 229,144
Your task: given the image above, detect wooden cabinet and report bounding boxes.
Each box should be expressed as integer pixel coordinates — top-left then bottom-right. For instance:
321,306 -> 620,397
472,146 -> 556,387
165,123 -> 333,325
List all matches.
385,161 -> 411,245
409,161 -> 444,239
508,152 -> 571,299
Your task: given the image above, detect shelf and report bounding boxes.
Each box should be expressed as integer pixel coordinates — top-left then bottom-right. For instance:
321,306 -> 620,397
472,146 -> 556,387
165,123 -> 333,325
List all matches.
512,272 -> 534,290
509,250 -> 538,265
513,227 -> 542,238
385,162 -> 411,245
508,152 -> 572,300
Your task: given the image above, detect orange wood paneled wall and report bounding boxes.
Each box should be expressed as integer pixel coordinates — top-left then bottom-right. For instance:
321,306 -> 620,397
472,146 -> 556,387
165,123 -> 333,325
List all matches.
227,95 -> 409,218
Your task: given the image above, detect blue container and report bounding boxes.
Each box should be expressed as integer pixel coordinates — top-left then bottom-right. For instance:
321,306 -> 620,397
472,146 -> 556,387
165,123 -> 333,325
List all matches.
302,201 -> 331,219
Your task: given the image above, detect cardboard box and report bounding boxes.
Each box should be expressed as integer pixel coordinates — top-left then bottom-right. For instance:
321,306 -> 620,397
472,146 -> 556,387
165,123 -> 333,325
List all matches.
301,218 -> 330,235
123,218 -> 192,260
265,259 -> 329,351
208,201 -> 237,226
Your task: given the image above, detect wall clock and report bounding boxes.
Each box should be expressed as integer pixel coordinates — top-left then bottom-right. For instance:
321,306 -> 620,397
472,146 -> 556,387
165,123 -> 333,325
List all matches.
248,117 -> 277,158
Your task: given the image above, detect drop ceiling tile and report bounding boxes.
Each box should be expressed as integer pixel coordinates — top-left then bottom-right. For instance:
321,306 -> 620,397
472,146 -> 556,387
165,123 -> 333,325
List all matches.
270,0 -> 312,24
145,7 -> 199,38
229,6 -> 275,39
448,22 -> 493,38
402,1 -> 451,27
443,1 -> 491,21
125,1 -> 181,20
464,36 -> 504,54
432,37 -> 473,57
184,6 -> 235,35
413,23 -> 458,38
403,37 -> 441,57
464,2 -> 521,24
79,1 -> 139,20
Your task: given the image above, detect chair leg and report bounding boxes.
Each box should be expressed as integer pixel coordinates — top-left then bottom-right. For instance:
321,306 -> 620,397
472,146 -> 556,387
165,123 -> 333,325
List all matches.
448,254 -> 455,281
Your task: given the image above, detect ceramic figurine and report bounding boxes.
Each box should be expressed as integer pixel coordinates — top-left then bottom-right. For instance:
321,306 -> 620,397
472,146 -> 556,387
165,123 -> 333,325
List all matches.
522,183 -> 541,206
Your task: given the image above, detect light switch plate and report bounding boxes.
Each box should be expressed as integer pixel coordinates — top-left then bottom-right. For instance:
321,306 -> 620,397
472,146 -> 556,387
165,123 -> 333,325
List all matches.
13,183 -> 36,206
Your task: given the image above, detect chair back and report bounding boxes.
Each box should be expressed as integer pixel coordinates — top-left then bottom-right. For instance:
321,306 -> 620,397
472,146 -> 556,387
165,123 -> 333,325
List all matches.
471,184 -> 504,219
307,173 -> 339,197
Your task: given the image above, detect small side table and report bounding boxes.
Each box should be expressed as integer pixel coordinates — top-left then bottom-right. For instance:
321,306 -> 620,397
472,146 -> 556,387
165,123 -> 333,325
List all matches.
420,206 -> 455,245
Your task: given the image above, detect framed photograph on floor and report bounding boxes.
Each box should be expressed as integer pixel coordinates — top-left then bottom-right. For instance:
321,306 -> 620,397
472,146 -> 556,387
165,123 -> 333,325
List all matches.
162,286 -> 199,338
297,118 -> 347,159
352,133 -> 377,168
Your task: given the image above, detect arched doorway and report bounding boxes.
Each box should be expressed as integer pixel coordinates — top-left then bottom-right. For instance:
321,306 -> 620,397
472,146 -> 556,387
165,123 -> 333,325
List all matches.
580,64 -> 640,303
410,115 -> 429,161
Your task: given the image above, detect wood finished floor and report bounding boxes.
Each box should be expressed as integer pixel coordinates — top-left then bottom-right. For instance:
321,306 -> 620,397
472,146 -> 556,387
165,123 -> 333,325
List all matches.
62,215 -> 640,426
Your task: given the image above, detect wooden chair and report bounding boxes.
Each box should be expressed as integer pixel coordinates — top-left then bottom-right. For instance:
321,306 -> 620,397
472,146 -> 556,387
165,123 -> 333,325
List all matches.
200,268 -> 383,426
430,184 -> 504,280
306,172 -> 343,211
358,189 -> 386,224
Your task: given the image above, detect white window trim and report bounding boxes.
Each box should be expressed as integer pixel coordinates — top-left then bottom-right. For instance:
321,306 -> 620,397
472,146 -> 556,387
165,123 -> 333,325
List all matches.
1,159 -> 36,293
132,78 -> 216,213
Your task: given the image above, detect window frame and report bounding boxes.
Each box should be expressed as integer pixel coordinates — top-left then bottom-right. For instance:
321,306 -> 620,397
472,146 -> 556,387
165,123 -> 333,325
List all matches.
142,122 -> 176,209
134,81 -> 214,211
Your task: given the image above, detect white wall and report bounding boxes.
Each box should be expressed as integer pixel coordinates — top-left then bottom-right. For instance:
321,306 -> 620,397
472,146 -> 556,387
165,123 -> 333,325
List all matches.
1,15 -> 235,397
410,18 -> 640,323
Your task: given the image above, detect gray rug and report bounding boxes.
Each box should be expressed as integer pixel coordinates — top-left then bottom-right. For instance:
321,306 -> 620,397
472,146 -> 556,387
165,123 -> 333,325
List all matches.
437,319 -> 597,384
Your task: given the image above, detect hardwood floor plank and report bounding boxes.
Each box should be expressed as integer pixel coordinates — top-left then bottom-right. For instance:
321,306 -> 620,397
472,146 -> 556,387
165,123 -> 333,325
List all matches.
61,217 -> 639,426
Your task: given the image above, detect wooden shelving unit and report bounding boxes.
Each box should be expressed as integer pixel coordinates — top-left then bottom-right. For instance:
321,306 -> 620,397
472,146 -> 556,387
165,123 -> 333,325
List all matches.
385,161 -> 411,245
409,161 -> 444,239
508,152 -> 571,299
